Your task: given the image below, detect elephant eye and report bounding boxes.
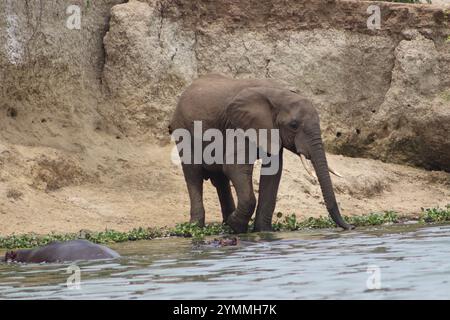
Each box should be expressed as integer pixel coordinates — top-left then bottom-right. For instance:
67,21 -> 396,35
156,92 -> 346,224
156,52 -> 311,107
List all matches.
288,120 -> 299,130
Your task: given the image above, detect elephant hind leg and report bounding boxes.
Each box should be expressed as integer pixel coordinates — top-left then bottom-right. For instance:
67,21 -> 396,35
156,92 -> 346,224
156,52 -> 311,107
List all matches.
209,172 -> 236,223
182,164 -> 206,227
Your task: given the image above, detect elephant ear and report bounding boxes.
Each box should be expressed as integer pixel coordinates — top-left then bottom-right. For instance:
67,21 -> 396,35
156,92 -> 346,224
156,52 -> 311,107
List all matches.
226,87 -> 281,155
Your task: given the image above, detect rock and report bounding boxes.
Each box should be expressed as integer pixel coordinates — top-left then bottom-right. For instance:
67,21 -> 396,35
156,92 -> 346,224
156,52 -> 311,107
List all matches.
368,35 -> 450,171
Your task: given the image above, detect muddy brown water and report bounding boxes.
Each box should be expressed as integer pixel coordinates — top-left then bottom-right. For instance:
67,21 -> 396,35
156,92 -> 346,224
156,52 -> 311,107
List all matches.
1,223 -> 450,299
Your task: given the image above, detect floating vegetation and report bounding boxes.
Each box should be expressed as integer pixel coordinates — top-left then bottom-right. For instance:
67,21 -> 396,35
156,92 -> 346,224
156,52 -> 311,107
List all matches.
0,206 -> 449,249
419,205 -> 450,223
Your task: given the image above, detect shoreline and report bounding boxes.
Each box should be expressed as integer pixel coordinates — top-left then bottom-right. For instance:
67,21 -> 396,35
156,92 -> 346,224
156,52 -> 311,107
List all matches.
1,206 -> 448,250
1,143 -> 449,237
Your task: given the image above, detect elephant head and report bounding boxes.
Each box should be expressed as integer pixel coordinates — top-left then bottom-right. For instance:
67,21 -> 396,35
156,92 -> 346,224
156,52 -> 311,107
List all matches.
226,87 -> 354,230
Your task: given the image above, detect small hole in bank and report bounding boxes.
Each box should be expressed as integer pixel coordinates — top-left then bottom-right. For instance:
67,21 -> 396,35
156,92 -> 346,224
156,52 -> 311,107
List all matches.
7,107 -> 17,118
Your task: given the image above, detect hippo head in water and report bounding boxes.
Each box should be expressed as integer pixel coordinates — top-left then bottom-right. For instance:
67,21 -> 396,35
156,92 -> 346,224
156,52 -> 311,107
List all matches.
4,251 -> 18,263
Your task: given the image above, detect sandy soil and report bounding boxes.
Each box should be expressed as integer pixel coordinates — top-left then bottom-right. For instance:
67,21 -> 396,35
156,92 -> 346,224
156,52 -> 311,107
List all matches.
0,136 -> 448,236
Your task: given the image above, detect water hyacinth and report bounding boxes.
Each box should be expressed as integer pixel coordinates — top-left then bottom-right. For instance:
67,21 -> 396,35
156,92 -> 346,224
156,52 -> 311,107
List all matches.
419,205 -> 450,223
0,206 -> 449,249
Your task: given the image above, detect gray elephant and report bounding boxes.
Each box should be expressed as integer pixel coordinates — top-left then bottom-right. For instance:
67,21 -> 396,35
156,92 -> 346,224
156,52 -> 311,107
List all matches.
169,74 -> 353,233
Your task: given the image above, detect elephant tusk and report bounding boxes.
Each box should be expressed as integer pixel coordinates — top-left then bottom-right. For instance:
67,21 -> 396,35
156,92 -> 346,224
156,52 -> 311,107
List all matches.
299,154 -> 317,179
328,165 -> 343,178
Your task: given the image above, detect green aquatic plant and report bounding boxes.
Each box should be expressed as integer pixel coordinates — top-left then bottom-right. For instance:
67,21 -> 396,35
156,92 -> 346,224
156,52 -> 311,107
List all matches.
272,211 -> 401,231
346,210 -> 400,227
84,227 -> 167,243
419,205 -> 450,223
0,233 -> 77,250
170,222 -> 232,239
0,207 -> 448,250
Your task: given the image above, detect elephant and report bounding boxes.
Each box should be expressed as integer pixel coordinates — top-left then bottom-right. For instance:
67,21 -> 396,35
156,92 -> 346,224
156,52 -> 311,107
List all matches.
169,74 -> 353,233
4,240 -> 120,263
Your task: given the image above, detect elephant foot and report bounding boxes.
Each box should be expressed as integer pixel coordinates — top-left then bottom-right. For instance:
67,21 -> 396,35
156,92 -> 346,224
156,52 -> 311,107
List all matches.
226,214 -> 250,234
253,223 -> 273,233
190,217 -> 205,228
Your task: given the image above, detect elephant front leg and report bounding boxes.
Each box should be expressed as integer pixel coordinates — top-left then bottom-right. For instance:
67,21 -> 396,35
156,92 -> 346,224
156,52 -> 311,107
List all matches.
254,150 -> 283,232
223,164 -> 256,233
182,164 -> 206,227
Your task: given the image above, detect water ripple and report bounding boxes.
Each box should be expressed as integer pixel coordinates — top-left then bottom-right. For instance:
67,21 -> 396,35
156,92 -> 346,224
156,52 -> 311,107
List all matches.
2,224 -> 450,299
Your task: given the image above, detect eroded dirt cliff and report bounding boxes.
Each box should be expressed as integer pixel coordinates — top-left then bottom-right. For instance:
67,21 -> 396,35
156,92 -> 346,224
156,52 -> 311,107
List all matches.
0,0 -> 449,235
104,0 -> 450,170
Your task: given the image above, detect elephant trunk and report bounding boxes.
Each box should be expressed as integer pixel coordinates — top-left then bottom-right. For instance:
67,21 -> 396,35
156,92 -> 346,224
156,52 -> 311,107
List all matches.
308,130 -> 353,230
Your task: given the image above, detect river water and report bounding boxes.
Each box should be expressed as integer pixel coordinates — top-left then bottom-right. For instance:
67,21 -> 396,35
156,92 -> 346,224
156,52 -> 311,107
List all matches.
1,224 -> 450,299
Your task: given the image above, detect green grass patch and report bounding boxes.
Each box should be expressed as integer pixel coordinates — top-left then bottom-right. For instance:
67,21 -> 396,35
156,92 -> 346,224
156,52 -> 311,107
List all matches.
0,206 -> 448,249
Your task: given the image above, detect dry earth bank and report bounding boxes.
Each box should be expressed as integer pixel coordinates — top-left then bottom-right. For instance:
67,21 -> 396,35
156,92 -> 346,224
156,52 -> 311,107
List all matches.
0,0 -> 449,235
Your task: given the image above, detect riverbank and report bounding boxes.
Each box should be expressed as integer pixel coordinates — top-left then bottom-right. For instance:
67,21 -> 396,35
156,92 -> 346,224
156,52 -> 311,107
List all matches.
1,143 -> 449,237
1,206 -> 449,249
